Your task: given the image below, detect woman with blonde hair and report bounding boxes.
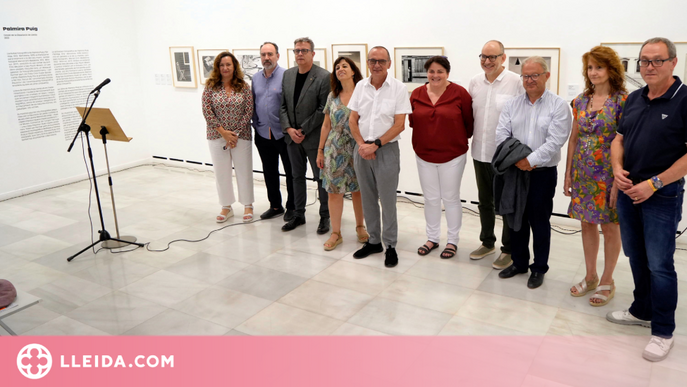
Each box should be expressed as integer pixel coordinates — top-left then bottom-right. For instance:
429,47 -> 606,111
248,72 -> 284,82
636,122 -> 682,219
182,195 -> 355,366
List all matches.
202,52 -> 255,223
564,46 -> 628,306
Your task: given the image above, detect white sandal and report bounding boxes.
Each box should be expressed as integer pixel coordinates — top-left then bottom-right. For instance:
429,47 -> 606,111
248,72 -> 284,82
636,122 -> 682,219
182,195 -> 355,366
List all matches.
243,205 -> 254,223
570,275 -> 598,297
217,206 -> 233,223
590,281 -> 615,307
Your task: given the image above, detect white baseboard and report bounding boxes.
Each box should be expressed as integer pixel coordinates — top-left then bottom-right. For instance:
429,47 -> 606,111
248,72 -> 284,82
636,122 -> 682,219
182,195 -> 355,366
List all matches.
0,158 -> 151,201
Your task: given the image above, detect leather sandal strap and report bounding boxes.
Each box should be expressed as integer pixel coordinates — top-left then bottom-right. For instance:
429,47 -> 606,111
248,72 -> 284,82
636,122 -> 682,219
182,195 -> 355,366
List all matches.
591,293 -> 608,301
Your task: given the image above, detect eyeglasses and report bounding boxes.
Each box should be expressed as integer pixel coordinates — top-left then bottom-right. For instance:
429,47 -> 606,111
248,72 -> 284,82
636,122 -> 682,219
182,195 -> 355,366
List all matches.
292,49 -> 311,55
638,58 -> 674,67
479,54 -> 503,62
520,73 -> 546,81
367,59 -> 389,66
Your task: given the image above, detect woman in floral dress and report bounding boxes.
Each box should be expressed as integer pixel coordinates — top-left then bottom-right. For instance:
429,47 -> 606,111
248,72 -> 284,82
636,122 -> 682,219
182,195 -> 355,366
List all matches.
564,46 -> 627,306
316,57 -> 368,251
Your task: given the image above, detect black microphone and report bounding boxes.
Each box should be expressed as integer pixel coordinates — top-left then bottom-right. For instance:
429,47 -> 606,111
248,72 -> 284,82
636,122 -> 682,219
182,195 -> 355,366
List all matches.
90,78 -> 111,94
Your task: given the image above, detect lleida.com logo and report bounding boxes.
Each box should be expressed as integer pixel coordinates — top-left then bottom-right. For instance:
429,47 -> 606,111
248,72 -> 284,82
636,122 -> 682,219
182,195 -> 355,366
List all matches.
17,343 -> 175,379
17,344 -> 52,379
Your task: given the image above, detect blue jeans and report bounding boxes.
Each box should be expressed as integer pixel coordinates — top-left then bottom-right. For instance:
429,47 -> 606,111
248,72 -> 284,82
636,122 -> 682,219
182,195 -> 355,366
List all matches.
617,179 -> 684,338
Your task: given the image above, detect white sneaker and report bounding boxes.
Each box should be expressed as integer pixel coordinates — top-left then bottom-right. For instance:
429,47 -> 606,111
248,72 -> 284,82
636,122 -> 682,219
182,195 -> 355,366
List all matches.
606,310 -> 651,328
642,336 -> 674,362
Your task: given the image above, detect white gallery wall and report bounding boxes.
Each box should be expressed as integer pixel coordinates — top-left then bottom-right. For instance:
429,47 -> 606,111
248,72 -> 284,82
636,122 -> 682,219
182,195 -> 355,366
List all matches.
0,0 -> 151,199
2,0 -> 687,226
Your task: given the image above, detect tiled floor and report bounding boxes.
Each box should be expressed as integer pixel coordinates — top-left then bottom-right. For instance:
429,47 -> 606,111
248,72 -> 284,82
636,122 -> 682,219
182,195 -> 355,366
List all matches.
2,164 -> 687,385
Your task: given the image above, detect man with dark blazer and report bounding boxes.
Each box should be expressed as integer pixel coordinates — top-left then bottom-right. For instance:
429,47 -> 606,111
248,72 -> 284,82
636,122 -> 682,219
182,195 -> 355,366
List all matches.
279,37 -> 331,233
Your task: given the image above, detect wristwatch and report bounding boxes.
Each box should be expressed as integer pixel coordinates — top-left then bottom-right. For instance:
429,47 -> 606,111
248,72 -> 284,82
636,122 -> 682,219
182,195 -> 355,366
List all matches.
374,139 -> 382,148
651,176 -> 664,190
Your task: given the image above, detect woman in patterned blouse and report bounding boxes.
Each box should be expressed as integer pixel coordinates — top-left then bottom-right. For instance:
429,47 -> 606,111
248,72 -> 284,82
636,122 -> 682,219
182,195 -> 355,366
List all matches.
202,52 -> 255,222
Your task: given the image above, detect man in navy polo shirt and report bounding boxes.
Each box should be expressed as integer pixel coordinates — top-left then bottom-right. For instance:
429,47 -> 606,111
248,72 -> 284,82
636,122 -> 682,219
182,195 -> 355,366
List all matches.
609,37 -> 687,362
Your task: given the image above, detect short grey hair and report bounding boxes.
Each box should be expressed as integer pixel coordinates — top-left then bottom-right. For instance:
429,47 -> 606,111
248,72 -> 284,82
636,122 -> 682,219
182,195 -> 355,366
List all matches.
640,37 -> 676,59
485,40 -> 505,54
370,46 -> 391,60
260,42 -> 279,54
522,56 -> 549,73
294,37 -> 314,51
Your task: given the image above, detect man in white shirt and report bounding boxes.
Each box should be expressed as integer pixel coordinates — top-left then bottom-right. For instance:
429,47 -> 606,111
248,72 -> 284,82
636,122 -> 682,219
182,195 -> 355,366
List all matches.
494,56 -> 572,289
468,40 -> 525,269
349,46 -> 412,268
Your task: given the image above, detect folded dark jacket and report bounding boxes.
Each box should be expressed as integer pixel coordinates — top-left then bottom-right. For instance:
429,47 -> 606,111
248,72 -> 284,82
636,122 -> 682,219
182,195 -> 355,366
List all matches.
492,138 -> 532,232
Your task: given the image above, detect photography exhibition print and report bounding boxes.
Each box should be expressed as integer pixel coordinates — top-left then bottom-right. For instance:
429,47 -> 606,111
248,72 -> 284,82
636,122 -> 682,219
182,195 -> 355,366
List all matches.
504,47 -> 560,94
332,44 -> 369,76
197,49 -> 228,85
232,49 -> 263,84
394,47 -> 444,92
169,46 -> 197,88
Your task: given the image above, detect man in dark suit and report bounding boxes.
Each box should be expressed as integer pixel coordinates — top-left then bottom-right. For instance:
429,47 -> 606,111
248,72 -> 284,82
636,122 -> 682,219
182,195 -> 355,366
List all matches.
279,37 -> 331,233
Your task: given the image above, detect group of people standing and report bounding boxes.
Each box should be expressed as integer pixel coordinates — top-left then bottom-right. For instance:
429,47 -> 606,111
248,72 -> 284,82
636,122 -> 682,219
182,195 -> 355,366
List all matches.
201,37 -> 686,362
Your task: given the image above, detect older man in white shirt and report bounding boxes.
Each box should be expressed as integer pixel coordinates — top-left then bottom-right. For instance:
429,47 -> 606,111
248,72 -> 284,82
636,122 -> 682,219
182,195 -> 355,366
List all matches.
468,40 -> 525,269
494,56 -> 572,289
349,46 -> 412,268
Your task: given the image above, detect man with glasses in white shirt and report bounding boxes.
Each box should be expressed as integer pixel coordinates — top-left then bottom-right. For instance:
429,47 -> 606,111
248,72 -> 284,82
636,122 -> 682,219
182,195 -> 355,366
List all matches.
495,56 -> 572,289
348,46 -> 412,268
468,40 -> 525,269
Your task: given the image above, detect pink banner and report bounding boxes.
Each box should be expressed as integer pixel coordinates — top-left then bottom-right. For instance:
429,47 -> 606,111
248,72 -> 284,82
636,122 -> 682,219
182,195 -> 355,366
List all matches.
0,336 -> 661,386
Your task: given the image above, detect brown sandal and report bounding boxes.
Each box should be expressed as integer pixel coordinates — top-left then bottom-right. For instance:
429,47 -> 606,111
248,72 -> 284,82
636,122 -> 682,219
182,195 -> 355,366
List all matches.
417,241 -> 439,256
324,231 -> 343,251
440,243 -> 457,259
356,225 -> 369,243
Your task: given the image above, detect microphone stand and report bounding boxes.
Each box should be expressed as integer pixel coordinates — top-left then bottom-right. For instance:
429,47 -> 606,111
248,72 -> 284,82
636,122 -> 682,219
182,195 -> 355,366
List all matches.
66,89 -> 144,262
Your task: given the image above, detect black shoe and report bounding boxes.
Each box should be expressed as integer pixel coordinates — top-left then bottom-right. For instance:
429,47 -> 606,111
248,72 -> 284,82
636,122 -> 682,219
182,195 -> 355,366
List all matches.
353,242 -> 383,259
281,216 -> 305,231
317,217 -> 330,235
384,247 -> 398,268
260,207 -> 285,220
498,264 -> 528,279
283,209 -> 296,222
527,272 -> 545,289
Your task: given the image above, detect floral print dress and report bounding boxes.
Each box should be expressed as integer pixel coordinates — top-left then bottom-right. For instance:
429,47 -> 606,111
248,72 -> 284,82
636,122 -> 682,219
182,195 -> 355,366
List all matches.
568,91 -> 627,224
321,93 -> 359,194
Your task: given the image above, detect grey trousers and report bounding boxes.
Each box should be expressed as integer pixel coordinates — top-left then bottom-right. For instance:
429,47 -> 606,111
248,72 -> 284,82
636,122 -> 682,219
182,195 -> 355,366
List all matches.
287,142 -> 329,218
353,142 -> 400,248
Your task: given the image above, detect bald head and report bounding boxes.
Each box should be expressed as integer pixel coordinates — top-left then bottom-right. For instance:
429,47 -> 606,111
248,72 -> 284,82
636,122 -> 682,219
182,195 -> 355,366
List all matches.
483,40 -> 504,53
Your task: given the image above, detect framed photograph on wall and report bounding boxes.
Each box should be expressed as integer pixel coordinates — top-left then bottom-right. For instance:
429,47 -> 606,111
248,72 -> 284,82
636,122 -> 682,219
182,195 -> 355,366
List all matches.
232,49 -> 263,84
287,48 -> 328,70
332,44 -> 369,76
504,47 -> 560,94
601,42 -> 687,92
394,47 -> 444,92
169,46 -> 197,88
197,49 -> 228,85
